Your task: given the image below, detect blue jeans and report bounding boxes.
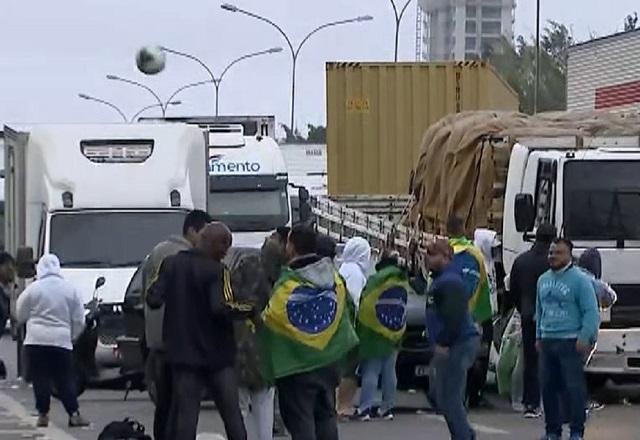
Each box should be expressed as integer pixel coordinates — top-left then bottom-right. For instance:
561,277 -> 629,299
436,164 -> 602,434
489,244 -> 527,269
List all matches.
359,351 -> 398,413
432,336 -> 480,440
540,338 -> 587,438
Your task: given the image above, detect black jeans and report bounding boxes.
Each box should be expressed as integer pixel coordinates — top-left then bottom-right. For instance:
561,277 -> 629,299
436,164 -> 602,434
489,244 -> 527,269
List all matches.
26,345 -> 79,416
521,317 -> 540,408
540,339 -> 587,438
167,365 -> 246,440
276,366 -> 339,440
147,350 -> 172,440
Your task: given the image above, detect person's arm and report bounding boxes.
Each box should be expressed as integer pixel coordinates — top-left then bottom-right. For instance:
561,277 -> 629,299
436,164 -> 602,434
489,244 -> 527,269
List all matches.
577,275 -> 600,346
210,268 -> 254,320
434,279 -> 468,347
15,286 -> 33,324
70,288 -> 86,341
146,259 -> 171,310
535,278 -> 543,340
509,259 -> 522,312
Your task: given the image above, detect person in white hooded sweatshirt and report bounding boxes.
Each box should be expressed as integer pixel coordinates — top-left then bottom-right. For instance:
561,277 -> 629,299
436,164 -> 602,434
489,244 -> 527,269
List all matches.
16,254 -> 89,428
336,237 -> 371,417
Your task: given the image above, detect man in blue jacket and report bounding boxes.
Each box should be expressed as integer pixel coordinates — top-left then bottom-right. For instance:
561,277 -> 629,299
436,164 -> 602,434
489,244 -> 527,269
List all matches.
536,238 -> 600,440
426,239 -> 480,440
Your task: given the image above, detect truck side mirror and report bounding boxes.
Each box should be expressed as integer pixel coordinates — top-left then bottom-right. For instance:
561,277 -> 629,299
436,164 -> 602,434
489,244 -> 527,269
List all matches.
298,187 -> 310,203
95,276 -> 106,290
16,247 -> 36,279
297,187 -> 312,223
514,193 -> 535,233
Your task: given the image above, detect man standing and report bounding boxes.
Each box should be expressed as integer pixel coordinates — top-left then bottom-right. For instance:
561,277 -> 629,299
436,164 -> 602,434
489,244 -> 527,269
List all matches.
536,238 -> 600,440
426,239 -> 480,440
446,216 -> 492,408
261,224 -> 358,440
509,223 -> 556,417
147,222 -> 254,440
142,210 -> 211,440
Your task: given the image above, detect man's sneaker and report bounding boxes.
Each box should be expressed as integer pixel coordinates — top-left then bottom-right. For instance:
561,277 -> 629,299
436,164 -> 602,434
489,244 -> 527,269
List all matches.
351,408 -> 375,422
68,413 -> 90,428
379,410 -> 395,421
524,407 -> 542,419
36,414 -> 49,428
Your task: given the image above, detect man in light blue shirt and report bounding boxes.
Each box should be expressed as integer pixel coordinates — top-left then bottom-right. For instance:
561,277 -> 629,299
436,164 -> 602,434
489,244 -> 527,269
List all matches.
536,238 -> 600,440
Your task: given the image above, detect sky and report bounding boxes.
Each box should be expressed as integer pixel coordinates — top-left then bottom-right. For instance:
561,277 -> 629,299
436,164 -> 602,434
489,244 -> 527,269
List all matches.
0,0 -> 638,132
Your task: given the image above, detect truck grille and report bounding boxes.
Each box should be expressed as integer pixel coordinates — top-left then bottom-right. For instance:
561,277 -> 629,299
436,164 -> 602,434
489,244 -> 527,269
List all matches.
607,285 -> 640,328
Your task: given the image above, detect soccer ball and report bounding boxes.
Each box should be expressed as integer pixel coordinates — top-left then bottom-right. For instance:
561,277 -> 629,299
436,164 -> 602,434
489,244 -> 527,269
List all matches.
136,46 -> 166,75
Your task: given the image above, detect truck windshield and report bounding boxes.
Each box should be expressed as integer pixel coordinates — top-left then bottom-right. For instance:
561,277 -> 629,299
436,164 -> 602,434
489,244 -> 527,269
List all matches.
209,189 -> 289,232
50,211 -> 187,268
564,160 -> 640,241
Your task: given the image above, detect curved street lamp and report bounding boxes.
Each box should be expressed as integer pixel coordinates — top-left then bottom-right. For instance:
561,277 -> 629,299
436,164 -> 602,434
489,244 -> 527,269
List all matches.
389,0 -> 413,61
131,100 -> 182,122
159,46 -> 283,116
78,93 -> 127,122
106,74 -> 166,116
221,3 -> 373,130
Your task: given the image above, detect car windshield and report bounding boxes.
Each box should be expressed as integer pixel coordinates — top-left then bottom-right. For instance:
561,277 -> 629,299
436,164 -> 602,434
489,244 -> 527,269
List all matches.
564,160 -> 640,240
50,211 -> 187,267
209,189 -> 289,232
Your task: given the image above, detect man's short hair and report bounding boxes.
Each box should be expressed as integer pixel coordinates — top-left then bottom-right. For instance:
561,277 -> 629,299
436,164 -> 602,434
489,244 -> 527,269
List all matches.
316,234 -> 337,259
0,252 -> 14,266
552,237 -> 574,252
446,215 -> 465,237
288,224 -> 317,256
182,210 -> 213,236
536,223 -> 557,243
426,239 -> 453,259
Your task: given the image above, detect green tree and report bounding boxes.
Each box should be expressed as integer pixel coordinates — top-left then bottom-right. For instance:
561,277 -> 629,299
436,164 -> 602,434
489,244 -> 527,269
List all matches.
306,124 -> 326,144
486,21 -> 572,114
280,124 -> 306,144
624,12 -> 638,32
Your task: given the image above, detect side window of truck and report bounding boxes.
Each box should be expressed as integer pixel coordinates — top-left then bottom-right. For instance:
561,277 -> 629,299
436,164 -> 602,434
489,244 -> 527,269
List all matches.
535,159 -> 557,225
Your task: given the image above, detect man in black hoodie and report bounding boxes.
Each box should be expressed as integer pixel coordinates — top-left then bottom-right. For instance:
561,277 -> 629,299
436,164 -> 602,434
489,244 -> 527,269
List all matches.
147,222 -> 255,440
509,223 -> 556,418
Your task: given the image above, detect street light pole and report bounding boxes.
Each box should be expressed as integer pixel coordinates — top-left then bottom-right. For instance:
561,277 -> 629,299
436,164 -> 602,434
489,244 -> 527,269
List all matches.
160,46 -> 283,116
534,0 -> 541,114
78,93 -> 127,122
106,75 -> 166,116
131,100 -> 182,122
389,0 -> 413,62
221,3 -> 373,131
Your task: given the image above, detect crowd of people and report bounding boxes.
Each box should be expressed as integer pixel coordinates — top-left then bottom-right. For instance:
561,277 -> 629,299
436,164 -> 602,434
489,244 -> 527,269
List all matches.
8,209 -> 614,440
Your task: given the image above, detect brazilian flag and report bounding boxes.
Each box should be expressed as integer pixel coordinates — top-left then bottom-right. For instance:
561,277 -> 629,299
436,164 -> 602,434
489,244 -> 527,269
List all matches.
450,237 -> 493,323
357,266 -> 411,359
260,268 -> 358,381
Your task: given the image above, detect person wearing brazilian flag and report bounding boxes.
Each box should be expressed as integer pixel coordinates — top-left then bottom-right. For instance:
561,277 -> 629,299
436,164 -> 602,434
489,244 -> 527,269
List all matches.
260,224 -> 358,440
353,252 -> 412,422
446,216 -> 494,408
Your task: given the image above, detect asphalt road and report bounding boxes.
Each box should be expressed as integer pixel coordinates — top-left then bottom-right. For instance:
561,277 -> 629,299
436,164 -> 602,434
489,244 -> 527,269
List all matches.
0,336 -> 638,440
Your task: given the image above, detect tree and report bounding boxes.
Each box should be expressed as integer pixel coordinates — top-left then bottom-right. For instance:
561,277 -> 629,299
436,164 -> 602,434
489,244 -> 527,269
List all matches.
624,12 -> 638,32
306,124 -> 326,144
486,21 -> 572,114
280,124 -> 306,144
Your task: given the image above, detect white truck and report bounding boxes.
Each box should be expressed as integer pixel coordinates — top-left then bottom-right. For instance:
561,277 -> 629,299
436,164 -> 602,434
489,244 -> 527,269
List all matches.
4,123 -> 207,377
141,116 -> 293,248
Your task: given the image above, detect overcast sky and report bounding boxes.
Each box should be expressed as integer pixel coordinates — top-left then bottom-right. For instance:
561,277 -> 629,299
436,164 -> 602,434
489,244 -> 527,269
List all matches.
0,0 -> 638,130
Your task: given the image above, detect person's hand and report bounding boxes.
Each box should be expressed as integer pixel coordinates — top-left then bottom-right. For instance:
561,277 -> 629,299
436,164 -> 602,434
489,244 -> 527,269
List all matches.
576,340 -> 592,354
434,345 -> 449,357
535,340 -> 542,353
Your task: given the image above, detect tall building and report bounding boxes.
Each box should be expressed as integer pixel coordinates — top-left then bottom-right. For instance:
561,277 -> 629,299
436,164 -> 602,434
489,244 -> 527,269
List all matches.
418,0 -> 515,61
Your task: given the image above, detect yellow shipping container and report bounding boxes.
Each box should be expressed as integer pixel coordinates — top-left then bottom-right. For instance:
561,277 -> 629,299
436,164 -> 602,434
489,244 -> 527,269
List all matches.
326,61 -> 519,195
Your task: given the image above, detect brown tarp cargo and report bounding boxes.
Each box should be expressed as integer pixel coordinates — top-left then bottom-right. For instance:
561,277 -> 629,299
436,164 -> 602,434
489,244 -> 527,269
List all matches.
410,110 -> 640,236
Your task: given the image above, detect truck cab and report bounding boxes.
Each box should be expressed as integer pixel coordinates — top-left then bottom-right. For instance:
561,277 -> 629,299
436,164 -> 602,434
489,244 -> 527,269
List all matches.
4,124 -> 207,369
207,124 -> 291,248
503,136 -> 640,380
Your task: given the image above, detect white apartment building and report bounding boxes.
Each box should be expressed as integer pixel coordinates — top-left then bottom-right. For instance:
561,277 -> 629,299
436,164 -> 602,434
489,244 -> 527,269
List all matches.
419,0 -> 515,61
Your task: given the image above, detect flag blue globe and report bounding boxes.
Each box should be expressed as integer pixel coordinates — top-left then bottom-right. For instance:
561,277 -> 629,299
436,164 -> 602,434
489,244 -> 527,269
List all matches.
136,46 -> 166,75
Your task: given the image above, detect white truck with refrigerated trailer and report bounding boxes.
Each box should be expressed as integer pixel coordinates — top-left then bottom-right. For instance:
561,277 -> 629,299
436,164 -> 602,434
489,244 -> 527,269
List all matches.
4,123 -> 207,379
140,116 -> 292,249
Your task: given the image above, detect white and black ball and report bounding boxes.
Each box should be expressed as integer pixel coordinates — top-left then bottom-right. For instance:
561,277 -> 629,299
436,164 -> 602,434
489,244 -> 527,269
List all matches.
136,46 -> 166,75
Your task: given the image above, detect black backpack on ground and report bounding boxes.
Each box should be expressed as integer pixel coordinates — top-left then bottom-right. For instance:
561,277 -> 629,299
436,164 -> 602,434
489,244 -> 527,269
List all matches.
97,418 -> 151,440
